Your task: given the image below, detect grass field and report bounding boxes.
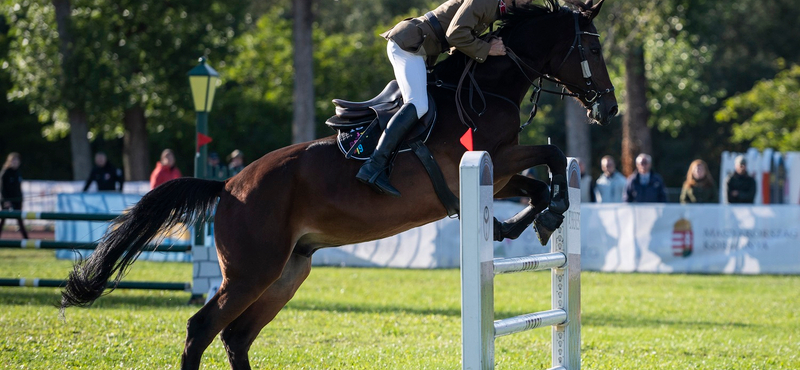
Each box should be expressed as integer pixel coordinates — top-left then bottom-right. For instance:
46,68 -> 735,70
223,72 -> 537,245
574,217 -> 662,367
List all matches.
1,249 -> 799,369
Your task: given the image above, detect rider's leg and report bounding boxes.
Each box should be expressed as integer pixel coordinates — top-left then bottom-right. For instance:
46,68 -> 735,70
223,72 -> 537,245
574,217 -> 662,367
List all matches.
356,41 -> 427,197
387,41 -> 428,118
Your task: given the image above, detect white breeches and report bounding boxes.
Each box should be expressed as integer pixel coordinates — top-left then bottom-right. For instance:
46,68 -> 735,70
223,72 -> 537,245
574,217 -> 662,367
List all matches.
387,41 -> 429,119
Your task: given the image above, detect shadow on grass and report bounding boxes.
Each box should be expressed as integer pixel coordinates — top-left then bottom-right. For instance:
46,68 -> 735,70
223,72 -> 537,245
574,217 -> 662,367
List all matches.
286,299 -> 540,320
583,312 -> 755,329
0,289 -> 192,309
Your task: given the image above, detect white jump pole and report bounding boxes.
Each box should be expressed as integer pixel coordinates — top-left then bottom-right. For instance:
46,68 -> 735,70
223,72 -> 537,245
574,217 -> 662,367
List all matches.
460,152 -> 581,370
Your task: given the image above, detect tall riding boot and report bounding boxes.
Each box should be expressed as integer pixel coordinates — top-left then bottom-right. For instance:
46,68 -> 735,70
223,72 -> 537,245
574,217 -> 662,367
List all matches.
356,103 -> 419,197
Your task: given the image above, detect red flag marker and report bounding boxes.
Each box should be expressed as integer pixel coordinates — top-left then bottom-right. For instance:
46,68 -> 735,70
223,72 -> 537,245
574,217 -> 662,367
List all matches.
197,133 -> 213,152
460,128 -> 474,151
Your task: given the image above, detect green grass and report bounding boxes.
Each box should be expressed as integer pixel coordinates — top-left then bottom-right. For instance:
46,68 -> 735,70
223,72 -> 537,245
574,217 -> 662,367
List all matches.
0,249 -> 799,369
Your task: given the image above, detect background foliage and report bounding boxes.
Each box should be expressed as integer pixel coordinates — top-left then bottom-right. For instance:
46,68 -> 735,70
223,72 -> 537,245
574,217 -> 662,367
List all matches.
1,0 -> 799,190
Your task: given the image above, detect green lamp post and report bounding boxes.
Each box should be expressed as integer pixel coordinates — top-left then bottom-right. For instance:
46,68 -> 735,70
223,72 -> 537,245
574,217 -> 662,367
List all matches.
188,57 -> 219,245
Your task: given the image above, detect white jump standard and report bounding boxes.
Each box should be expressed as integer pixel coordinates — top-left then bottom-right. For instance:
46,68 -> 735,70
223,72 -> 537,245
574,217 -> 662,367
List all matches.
460,152 -> 581,370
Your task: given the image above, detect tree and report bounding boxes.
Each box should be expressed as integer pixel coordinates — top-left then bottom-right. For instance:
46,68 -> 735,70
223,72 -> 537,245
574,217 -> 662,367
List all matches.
564,98 -> 591,169
52,0 -> 92,180
715,63 -> 800,152
292,0 -> 315,143
5,0 -> 248,180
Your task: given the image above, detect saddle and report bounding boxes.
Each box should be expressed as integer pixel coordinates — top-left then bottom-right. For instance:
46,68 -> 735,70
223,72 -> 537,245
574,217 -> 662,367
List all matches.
325,80 -> 457,217
325,80 -> 437,160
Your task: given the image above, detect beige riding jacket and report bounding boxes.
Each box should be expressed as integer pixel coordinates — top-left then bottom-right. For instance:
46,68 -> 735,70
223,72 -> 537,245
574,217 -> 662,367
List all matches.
381,0 -> 502,65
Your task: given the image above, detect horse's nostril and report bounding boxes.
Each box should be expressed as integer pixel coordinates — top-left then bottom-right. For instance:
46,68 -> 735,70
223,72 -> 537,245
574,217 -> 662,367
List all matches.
608,105 -> 619,118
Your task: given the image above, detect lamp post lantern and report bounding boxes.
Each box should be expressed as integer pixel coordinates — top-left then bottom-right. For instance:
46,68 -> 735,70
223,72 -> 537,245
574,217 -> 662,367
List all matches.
188,57 -> 219,247
188,56 -> 219,181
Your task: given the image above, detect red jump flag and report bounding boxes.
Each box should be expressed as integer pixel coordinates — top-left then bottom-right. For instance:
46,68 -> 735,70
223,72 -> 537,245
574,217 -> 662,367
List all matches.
197,133 -> 213,152
460,128 -> 474,151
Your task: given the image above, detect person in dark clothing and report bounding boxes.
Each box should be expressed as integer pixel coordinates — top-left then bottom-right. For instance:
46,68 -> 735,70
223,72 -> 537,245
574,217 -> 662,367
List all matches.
624,153 -> 668,203
680,159 -> 718,204
83,152 -> 124,192
726,155 -> 756,204
0,152 -> 29,239
207,152 -> 228,180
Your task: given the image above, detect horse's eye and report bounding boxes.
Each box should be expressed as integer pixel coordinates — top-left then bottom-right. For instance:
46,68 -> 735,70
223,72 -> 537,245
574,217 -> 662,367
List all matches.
590,47 -> 601,55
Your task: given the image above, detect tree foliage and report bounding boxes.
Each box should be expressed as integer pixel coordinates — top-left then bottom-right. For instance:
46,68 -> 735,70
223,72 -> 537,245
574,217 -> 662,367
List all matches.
715,63 -> 800,152
3,0 -> 249,178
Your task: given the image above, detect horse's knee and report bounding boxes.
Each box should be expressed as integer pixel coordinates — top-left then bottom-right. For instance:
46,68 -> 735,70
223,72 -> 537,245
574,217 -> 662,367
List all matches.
528,179 -> 550,210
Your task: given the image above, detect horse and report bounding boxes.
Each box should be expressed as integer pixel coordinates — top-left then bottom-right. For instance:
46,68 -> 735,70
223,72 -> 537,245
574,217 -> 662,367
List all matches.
59,1 -> 616,369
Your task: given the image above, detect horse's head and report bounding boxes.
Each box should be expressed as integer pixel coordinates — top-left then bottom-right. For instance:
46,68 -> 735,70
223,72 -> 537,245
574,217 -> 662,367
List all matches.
556,0 -> 617,125
503,0 -> 618,126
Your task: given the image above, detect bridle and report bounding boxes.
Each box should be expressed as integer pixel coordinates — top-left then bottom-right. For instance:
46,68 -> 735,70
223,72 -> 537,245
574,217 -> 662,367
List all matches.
505,11 -> 614,130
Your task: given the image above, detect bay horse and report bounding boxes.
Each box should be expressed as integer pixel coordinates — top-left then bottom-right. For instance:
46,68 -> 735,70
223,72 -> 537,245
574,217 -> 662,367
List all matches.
60,0 -> 616,369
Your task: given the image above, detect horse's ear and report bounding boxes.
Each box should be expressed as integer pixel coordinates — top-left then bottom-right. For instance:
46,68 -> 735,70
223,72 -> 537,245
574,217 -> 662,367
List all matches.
588,0 -> 605,21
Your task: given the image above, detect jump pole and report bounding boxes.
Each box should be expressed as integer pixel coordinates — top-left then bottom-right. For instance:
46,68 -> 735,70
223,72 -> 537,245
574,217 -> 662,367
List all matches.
460,151 -> 581,370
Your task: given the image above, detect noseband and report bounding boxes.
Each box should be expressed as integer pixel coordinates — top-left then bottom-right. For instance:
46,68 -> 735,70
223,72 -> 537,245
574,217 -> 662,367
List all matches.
506,11 -> 614,129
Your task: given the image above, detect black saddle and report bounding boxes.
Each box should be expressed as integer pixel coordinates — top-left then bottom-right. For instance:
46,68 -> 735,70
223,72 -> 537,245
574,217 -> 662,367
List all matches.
325,80 -> 437,160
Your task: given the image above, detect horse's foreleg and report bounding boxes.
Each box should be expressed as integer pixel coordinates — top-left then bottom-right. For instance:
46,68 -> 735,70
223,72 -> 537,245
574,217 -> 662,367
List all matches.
494,145 -> 569,245
493,175 -> 550,241
219,253 -> 313,370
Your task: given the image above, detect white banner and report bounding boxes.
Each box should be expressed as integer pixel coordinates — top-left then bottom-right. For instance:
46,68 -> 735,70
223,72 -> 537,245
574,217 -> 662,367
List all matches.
314,203 -> 800,274
582,204 -> 800,274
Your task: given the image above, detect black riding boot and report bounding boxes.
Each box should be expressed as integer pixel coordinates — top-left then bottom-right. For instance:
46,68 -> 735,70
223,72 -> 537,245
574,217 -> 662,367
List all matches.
356,103 -> 419,197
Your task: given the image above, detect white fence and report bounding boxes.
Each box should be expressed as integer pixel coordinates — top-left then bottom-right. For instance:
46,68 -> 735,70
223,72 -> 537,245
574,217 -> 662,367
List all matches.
459,152 -> 581,370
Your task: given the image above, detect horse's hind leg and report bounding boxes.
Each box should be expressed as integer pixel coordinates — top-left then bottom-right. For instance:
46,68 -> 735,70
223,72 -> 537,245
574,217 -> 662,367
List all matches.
181,252 -> 292,370
493,174 -> 550,241
219,253 -> 312,370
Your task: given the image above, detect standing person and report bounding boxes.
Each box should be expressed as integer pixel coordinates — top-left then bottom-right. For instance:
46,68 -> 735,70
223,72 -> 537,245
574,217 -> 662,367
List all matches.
150,149 -> 182,189
0,152 -> 29,239
207,152 -> 227,180
83,152 -> 124,192
624,153 -> 668,203
356,0 -> 528,197
726,155 -> 756,204
680,159 -> 718,204
594,155 -> 627,203
578,158 -> 593,203
227,149 -> 245,176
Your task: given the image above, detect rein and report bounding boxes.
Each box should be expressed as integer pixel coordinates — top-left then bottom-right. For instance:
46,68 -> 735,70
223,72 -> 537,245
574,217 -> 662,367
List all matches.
453,11 -> 614,132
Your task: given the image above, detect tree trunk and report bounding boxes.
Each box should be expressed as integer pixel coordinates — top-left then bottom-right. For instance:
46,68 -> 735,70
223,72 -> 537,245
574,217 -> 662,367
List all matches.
122,106 -> 150,181
621,43 -> 651,176
67,110 -> 91,180
53,0 -> 91,180
565,98 -> 591,171
291,0 -> 316,143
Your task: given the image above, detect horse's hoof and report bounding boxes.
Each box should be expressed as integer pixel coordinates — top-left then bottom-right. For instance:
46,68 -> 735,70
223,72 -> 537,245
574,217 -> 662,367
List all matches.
533,210 -> 564,246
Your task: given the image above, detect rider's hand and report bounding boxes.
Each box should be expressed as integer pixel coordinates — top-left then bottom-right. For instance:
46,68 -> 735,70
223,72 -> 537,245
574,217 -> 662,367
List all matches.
488,37 -> 506,56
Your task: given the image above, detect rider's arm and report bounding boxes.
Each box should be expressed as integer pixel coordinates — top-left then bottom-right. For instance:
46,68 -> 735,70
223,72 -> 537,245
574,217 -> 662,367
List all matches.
445,0 -> 497,62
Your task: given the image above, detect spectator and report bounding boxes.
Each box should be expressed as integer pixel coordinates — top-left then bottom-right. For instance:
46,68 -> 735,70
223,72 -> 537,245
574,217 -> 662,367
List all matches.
594,155 -> 626,203
0,152 -> 29,239
83,152 -> 124,192
207,152 -> 227,180
150,149 -> 182,189
227,149 -> 245,176
726,155 -> 756,204
624,153 -> 667,203
578,158 -> 593,203
680,159 -> 718,204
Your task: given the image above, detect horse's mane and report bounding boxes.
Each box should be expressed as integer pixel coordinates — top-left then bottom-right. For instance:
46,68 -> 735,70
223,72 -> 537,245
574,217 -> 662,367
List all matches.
498,0 -> 564,34
432,0 -> 568,76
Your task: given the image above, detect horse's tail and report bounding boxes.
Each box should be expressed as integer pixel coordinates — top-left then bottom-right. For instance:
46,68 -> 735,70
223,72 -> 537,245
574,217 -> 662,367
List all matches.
59,178 -> 225,310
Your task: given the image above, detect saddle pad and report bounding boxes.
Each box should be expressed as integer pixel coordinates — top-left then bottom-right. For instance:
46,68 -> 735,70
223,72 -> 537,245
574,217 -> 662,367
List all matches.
336,108 -> 437,161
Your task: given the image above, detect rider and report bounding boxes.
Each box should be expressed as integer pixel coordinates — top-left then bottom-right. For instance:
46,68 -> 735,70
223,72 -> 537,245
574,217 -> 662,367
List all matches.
356,0 -> 526,197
